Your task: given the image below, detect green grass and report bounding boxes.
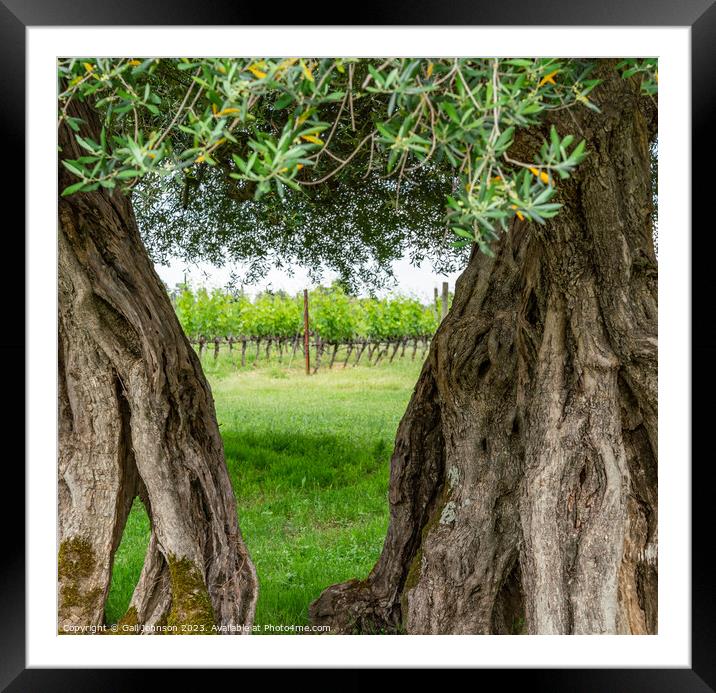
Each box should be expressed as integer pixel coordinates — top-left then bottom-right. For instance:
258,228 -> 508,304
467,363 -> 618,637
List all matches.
104,498 -> 151,624
105,351 -> 423,630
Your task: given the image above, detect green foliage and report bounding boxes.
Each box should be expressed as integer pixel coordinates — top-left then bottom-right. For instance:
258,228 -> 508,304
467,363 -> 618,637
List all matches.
243,292 -> 298,338
173,283 -> 439,341
310,285 -> 359,342
359,295 -> 436,340
58,57 -> 657,275
174,286 -> 240,337
616,58 -> 658,96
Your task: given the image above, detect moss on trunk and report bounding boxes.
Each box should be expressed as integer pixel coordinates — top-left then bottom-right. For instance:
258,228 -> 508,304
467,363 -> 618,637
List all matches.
58,537 -> 104,628
166,556 -> 216,634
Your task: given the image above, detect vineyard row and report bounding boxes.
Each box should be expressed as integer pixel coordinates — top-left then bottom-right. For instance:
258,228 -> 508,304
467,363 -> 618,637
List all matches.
191,334 -> 432,372
172,284 -> 451,343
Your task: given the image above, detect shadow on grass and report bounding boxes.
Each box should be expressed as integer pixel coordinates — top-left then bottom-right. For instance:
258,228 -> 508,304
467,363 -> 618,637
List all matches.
223,430 -> 390,490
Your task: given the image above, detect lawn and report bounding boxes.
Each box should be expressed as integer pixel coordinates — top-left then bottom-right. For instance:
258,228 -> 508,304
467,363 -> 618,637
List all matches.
104,349 -> 423,630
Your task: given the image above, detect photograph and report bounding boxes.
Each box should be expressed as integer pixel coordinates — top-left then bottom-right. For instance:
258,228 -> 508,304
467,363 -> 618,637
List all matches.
56,55 -> 659,637
1,6 -> 705,684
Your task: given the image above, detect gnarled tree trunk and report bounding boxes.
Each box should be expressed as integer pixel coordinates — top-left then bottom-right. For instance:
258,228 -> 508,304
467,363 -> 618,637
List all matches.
310,65 -> 657,635
58,100 -> 257,634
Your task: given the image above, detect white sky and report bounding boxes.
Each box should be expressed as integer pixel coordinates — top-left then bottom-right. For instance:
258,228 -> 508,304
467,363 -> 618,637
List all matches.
155,254 -> 465,302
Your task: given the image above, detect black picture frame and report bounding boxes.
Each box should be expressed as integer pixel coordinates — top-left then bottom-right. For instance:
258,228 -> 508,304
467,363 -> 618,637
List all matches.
4,1 -> 712,688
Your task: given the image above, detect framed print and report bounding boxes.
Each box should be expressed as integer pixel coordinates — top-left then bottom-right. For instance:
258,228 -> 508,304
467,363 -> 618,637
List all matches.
5,0 -> 713,688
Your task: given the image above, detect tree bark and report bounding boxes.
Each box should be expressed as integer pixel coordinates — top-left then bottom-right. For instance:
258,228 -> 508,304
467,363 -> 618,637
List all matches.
254,338 -> 261,367
373,344 -> 389,366
288,334 -> 299,368
353,340 -> 368,366
313,338 -> 323,373
389,340 -> 401,364
343,341 -> 354,368
58,99 -> 257,634
310,66 -> 657,635
328,343 -> 339,369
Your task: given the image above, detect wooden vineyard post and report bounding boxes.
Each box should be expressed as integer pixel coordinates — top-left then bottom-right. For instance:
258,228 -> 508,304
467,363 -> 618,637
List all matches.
303,289 -> 310,375
441,281 -> 449,321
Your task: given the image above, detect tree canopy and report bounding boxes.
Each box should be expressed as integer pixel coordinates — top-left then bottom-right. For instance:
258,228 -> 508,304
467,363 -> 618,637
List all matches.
58,57 -> 657,287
